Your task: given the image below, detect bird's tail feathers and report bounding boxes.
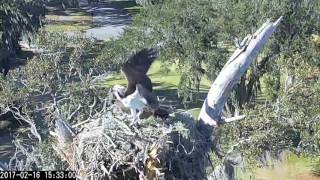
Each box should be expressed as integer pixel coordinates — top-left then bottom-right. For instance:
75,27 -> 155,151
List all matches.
153,107 -> 170,119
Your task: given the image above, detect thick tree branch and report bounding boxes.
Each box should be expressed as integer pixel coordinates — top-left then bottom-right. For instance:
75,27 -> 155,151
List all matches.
198,17 -> 283,127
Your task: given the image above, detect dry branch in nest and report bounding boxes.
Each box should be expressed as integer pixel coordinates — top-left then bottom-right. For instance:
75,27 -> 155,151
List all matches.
50,107 -> 171,180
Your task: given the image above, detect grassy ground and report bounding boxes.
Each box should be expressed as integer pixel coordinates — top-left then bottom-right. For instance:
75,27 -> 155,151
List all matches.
45,0 -> 141,33
45,8 -> 93,33
46,13 -> 93,21
45,24 -> 92,32
237,152 -> 319,180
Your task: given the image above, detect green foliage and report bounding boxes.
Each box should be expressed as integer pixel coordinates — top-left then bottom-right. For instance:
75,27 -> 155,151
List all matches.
99,0 -> 228,105
140,0 -> 228,98
215,0 -> 320,108
0,0 -> 46,52
213,1 -> 320,169
20,32 -> 95,92
0,31 -> 110,170
0,0 -> 318,177
0,77 -> 26,105
99,0 -> 319,108
29,139 -> 69,170
135,0 -> 163,6
96,1 -> 320,168
0,31 -> 102,132
47,0 -> 79,9
260,73 -> 280,101
217,80 -> 320,167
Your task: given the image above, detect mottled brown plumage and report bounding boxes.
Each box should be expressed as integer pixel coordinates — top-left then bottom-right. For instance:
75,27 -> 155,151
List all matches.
122,48 -> 158,97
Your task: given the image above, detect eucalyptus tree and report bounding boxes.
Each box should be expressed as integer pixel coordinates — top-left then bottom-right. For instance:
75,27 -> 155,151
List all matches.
60,0 -> 79,9
0,0 -> 45,75
97,0 -> 320,168
135,0 -> 163,6
214,0 -> 320,109
213,0 -> 320,167
112,0 -> 319,108
99,0 -> 229,105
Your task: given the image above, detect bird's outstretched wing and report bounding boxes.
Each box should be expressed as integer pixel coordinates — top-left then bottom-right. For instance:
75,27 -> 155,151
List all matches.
126,48 -> 158,74
122,49 -> 158,97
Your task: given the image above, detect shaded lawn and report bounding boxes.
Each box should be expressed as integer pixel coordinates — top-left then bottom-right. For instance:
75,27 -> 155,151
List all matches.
109,0 -> 142,15
45,8 -> 94,33
44,1 -> 140,33
98,61 -> 212,118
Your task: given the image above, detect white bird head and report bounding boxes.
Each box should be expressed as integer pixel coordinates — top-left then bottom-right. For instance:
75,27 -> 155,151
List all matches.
112,85 -> 126,100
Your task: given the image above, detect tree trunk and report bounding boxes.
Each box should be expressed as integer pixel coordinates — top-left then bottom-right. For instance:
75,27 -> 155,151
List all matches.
198,17 -> 283,127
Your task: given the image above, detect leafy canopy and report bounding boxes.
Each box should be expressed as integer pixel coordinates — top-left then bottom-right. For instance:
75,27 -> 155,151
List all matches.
0,0 -> 46,52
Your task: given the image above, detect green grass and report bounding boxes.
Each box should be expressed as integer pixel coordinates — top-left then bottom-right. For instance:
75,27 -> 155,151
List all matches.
101,61 -> 181,88
46,14 -> 60,21
45,7 -> 93,33
45,24 -> 91,32
187,108 -> 202,119
237,152 -> 319,180
313,159 -> 320,176
69,15 -> 93,21
44,0 -> 142,33
46,14 -> 93,21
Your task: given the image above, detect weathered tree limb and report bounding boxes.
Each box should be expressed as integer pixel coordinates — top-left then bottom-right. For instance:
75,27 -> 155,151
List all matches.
49,118 -> 77,170
9,106 -> 42,143
198,17 -> 283,127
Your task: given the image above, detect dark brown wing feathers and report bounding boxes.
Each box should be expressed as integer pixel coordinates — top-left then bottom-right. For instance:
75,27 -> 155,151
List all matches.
126,48 -> 157,74
122,49 -> 158,97
121,49 -> 169,119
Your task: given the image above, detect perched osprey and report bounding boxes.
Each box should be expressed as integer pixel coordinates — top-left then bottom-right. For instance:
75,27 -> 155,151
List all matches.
113,48 -> 168,122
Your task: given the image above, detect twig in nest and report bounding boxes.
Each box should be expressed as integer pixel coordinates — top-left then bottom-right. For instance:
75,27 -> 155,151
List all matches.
9,106 -> 42,143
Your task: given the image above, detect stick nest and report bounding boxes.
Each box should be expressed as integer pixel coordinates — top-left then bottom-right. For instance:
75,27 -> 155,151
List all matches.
51,106 -> 216,180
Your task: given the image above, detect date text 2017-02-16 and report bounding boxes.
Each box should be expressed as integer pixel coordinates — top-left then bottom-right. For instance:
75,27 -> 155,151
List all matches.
0,171 -> 76,179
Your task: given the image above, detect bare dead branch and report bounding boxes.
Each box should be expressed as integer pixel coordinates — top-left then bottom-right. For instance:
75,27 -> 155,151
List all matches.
198,17 -> 283,127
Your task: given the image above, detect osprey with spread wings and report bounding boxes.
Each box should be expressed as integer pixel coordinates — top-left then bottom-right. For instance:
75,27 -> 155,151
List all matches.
112,49 -> 169,123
